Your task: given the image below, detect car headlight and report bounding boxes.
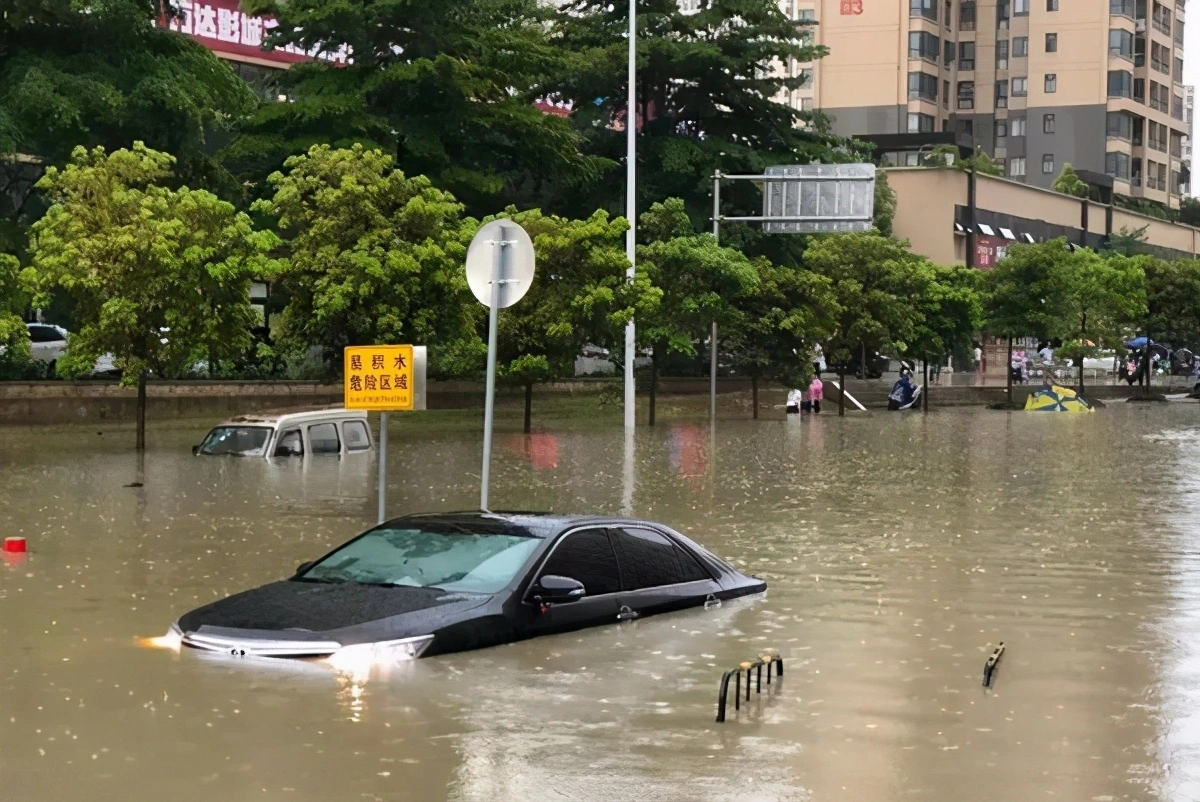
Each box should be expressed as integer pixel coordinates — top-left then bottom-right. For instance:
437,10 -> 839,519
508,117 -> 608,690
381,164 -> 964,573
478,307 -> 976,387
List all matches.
326,635 -> 434,671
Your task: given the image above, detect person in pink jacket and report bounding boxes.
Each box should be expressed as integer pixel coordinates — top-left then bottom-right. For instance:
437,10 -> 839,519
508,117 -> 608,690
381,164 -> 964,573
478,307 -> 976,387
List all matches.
807,376 -> 823,413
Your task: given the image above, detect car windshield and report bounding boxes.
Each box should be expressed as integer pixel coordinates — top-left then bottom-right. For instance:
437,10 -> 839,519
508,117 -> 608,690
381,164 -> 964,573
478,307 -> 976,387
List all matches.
197,426 -> 272,456
297,525 -> 542,594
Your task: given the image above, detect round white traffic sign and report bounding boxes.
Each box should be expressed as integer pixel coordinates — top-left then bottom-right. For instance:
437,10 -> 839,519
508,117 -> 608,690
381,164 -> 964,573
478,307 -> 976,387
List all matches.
465,219 -> 536,309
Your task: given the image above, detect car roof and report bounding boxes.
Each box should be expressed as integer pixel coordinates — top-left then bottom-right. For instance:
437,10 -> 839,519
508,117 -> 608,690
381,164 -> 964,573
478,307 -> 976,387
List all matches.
212,407 -> 367,428
381,511 -> 662,539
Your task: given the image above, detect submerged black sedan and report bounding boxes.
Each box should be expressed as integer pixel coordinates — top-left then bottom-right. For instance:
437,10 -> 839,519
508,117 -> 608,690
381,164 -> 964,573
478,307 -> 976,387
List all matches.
168,512 -> 767,662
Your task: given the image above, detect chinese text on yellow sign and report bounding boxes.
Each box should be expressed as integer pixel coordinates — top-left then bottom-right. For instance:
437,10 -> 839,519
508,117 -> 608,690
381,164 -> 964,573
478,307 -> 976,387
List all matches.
344,345 -> 414,411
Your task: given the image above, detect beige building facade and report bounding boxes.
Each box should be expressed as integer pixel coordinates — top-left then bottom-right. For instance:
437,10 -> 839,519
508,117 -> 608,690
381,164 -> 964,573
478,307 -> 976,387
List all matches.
886,166 -> 1200,269
796,0 -> 1192,209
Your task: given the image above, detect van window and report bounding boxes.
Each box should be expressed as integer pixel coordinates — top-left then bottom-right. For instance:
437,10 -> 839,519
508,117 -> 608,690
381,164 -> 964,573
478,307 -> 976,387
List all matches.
273,429 -> 304,457
308,422 -> 341,454
343,420 -> 371,452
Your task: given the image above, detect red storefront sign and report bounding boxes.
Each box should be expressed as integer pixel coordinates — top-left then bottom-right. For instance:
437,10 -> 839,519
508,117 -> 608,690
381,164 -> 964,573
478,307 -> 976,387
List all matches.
840,0 -> 864,14
161,0 -> 348,66
973,235 -> 1010,269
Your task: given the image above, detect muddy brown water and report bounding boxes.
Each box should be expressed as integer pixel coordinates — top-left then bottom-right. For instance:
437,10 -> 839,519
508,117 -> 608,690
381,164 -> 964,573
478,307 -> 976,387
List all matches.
3,405 -> 1200,801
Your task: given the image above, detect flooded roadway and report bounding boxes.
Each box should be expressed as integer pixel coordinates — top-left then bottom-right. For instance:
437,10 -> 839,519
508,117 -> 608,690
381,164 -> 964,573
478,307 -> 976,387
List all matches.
3,405 -> 1200,801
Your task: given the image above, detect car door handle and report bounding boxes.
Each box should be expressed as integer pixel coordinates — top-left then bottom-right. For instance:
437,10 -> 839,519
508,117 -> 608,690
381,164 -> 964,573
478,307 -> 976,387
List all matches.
616,605 -> 638,621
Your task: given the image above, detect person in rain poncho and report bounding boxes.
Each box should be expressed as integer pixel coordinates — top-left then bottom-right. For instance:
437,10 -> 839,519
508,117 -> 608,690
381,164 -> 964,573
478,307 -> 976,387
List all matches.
786,387 -> 803,415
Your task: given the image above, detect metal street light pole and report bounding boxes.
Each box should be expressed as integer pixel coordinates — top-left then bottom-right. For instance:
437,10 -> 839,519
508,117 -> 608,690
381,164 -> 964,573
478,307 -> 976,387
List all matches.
623,0 -> 637,432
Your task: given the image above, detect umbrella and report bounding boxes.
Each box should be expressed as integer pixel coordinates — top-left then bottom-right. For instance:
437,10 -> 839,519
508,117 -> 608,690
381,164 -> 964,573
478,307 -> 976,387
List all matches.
1124,336 -> 1156,348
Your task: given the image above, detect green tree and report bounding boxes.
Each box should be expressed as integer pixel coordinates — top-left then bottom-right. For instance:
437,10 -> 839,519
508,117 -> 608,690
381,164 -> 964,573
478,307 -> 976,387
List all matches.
637,198 -> 756,424
1053,249 -> 1146,393
1,0 -> 257,232
802,232 -> 930,412
0,253 -> 33,376
909,264 -> 984,385
252,144 -> 478,375
1106,225 -> 1150,256
487,208 -> 650,432
725,257 -> 837,418
230,0 -> 601,216
1144,258 -> 1200,353
1051,163 -> 1089,198
28,143 -> 283,450
548,0 -> 860,233
873,170 -> 898,237
982,240 -> 1069,405
1180,197 -> 1200,228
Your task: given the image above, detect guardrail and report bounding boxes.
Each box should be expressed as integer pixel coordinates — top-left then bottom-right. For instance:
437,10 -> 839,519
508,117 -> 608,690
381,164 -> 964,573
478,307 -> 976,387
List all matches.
716,650 -> 783,722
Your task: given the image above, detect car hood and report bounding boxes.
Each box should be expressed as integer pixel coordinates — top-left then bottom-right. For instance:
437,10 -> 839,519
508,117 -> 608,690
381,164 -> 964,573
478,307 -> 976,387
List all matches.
177,580 -> 492,635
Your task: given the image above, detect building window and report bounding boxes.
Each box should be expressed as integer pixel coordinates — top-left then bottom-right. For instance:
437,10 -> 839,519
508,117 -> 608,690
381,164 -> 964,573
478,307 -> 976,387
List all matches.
1044,73 -> 1057,93
945,0 -> 952,27
996,121 -> 1008,138
996,80 -> 1009,108
996,39 -> 1009,69
1043,113 -> 1055,133
1012,77 -> 1028,97
960,1 -> 976,30
1134,77 -> 1146,102
907,113 -> 936,133
1047,0 -> 1058,9
1109,29 -> 1133,59
1014,0 -> 1029,14
1042,154 -> 1055,174
943,79 -> 950,108
909,0 -> 937,21
1106,111 -> 1133,140
909,31 -> 941,61
957,81 -> 975,109
908,71 -> 939,101
1045,33 -> 1057,52
1107,70 -> 1133,98
944,40 -> 955,66
1105,151 -> 1130,179
958,119 -> 974,138
1009,157 -> 1027,177
959,42 -> 976,70
1012,37 -> 1028,57
800,97 -> 814,111
1010,117 -> 1026,137
1110,0 -> 1134,16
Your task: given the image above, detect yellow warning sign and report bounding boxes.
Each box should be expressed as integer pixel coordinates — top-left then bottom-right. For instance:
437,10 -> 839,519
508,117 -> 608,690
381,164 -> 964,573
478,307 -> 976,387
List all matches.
343,345 -> 415,411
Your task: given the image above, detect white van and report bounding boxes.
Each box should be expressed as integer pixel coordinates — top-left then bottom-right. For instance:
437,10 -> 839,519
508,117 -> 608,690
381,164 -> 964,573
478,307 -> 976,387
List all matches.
193,408 -> 374,458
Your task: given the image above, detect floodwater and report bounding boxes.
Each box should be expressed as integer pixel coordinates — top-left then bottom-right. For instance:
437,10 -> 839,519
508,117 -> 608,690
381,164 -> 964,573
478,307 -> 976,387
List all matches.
4,404 -> 1200,801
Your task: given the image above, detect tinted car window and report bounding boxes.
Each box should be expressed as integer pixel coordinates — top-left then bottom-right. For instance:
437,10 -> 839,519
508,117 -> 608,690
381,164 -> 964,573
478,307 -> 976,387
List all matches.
611,528 -> 712,591
28,325 -> 63,343
308,422 -> 340,454
538,528 -> 620,596
343,420 -> 370,451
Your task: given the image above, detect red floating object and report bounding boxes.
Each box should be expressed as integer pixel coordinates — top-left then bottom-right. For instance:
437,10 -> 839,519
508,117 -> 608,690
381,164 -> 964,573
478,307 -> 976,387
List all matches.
4,537 -> 27,553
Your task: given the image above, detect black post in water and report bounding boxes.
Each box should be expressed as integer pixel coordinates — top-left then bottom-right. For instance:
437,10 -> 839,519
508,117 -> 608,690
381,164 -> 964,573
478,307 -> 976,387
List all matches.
923,359 -> 930,413
838,365 -> 846,417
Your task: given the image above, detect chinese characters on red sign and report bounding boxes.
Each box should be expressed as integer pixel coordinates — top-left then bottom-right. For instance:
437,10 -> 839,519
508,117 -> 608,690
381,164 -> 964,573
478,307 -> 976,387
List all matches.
973,235 -> 1010,269
840,0 -> 864,14
344,346 -> 415,411
163,0 -> 349,66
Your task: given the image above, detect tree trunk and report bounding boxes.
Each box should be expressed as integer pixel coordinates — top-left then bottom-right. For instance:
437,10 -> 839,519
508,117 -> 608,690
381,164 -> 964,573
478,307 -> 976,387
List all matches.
136,370 -> 147,452
922,359 -> 929,413
648,355 -> 658,427
838,365 -> 846,417
751,374 -> 759,420
523,382 -> 533,435
859,342 -> 866,379
1006,337 -> 1014,406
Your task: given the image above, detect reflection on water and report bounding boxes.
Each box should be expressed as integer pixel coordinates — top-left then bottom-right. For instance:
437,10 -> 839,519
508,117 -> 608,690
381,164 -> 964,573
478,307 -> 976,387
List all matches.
3,407 -> 1200,800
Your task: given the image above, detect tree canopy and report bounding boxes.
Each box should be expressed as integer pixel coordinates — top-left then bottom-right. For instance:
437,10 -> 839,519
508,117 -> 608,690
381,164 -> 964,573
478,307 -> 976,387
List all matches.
252,144 -> 479,372
27,142 -> 282,445
230,0 -> 604,216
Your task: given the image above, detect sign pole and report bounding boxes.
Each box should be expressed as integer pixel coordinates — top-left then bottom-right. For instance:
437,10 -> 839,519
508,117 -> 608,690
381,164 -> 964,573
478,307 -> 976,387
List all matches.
480,226 -> 507,512
377,412 -> 388,524
623,0 -> 637,433
711,173 -> 721,422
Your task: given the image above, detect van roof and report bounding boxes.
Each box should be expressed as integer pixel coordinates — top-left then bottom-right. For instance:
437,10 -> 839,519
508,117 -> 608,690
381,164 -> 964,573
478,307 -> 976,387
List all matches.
213,406 -> 368,428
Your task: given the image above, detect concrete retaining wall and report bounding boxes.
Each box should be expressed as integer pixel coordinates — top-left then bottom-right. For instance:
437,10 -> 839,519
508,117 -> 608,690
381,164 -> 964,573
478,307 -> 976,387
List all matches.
0,376 -> 1187,425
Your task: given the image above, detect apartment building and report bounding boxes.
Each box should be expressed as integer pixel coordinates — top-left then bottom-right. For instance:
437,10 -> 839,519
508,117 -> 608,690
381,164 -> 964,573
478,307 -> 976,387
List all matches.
798,0 -> 1192,209
1184,85 -> 1195,183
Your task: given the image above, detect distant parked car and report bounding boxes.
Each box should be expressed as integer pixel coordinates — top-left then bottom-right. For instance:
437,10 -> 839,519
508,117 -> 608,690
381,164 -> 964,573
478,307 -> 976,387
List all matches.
3,323 -> 118,377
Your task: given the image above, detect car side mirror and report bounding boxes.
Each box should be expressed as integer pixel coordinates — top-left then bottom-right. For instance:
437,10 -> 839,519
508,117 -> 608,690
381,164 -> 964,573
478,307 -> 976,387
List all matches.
295,561 -> 316,576
533,574 -> 586,604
